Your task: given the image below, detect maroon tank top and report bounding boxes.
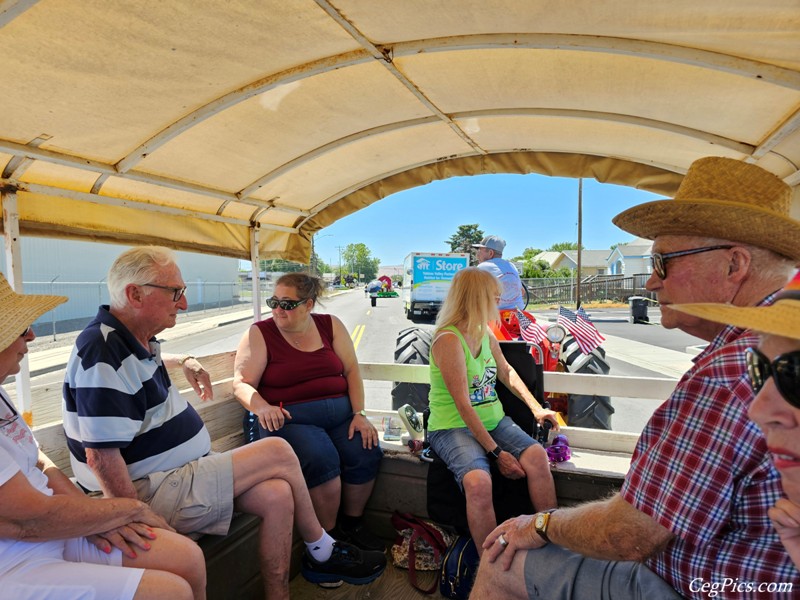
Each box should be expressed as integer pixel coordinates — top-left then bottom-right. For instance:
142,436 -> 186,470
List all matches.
255,313 -> 348,406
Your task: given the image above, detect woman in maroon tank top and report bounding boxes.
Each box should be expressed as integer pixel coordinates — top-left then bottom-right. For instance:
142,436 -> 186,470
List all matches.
233,273 -> 384,553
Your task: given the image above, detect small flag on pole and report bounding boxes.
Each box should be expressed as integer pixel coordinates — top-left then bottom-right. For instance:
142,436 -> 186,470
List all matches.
515,309 -> 547,345
557,306 -> 602,354
577,306 -> 605,345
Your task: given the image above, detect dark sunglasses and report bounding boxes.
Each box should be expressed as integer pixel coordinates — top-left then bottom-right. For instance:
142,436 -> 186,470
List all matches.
20,326 -> 32,338
745,347 -> 800,409
143,283 -> 187,302
266,297 -> 307,310
650,245 -> 734,280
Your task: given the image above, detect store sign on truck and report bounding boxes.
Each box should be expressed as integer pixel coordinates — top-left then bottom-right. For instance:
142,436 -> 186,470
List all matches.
402,252 -> 469,319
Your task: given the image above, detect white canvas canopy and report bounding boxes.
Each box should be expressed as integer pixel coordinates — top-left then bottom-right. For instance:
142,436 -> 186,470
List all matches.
1,0 -> 799,263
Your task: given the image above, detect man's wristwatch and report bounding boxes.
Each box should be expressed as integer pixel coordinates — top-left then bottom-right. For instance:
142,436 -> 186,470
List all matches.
486,445 -> 502,460
533,509 -> 558,543
179,355 -> 196,366
354,409 -> 367,417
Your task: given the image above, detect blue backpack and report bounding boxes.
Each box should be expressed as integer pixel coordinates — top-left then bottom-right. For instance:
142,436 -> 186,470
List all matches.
439,535 -> 480,599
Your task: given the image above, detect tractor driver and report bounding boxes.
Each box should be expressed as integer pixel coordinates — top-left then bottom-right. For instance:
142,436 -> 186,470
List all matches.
473,235 -> 525,311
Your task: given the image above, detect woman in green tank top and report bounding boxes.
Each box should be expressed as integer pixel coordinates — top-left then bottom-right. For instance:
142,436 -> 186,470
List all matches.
427,267 -> 559,555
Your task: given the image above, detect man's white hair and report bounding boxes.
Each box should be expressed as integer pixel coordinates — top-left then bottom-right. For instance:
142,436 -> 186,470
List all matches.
107,246 -> 177,309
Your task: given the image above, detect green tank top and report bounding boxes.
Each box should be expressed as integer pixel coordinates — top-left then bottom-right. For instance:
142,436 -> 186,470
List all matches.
428,326 -> 504,431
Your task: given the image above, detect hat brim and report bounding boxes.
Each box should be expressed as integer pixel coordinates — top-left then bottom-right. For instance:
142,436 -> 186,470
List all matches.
670,299 -> 800,341
612,198 -> 800,262
0,293 -> 67,353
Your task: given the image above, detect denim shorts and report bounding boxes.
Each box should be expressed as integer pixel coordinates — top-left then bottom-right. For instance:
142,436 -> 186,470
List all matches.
428,415 -> 537,489
257,395 -> 382,488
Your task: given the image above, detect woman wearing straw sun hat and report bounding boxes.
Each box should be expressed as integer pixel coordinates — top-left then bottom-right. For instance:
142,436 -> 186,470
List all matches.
672,271 -> 800,570
0,274 -> 206,599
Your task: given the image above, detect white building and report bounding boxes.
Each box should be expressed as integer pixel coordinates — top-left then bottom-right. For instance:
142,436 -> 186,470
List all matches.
1,237 -> 239,333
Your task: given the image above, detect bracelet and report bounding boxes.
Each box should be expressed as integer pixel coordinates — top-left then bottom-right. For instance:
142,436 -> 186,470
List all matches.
179,355 -> 196,366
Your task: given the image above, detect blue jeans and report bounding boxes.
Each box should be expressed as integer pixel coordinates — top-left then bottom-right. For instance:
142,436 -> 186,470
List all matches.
256,395 -> 382,488
429,415 -> 537,489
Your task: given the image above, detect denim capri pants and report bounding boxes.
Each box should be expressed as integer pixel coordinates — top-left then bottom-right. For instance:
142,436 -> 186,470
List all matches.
428,415 -> 537,490
257,395 -> 382,488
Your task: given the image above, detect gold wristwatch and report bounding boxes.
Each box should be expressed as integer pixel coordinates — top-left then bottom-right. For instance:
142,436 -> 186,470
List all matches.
533,509 -> 557,543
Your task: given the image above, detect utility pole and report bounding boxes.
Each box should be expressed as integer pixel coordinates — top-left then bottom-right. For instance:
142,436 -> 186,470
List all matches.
576,178 -> 583,309
336,245 -> 345,284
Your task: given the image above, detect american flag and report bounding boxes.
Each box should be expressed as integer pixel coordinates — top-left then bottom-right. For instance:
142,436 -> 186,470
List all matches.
577,306 -> 606,345
515,309 -> 547,345
557,306 -> 602,354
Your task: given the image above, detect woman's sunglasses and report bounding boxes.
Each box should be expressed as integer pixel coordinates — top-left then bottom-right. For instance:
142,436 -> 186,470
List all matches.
266,297 -> 307,310
745,347 -> 800,409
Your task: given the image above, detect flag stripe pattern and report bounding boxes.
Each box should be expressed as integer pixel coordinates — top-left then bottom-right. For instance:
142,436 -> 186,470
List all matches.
557,306 -> 604,354
515,309 -> 547,345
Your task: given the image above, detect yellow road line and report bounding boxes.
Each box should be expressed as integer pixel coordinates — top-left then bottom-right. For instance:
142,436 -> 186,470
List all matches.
351,324 -> 365,350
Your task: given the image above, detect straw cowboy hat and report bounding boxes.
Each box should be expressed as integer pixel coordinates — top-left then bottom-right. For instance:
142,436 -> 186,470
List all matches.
613,156 -> 800,262
0,273 -> 67,353
671,271 -> 800,341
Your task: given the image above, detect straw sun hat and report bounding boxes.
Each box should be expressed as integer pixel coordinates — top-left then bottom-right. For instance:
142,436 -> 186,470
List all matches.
613,156 -> 800,262
671,271 -> 800,341
0,273 -> 67,353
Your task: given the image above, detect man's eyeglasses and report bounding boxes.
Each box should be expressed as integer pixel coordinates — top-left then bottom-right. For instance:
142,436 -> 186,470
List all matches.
143,283 -> 187,302
745,347 -> 800,409
266,297 -> 307,311
650,245 -> 734,280
20,326 -> 32,338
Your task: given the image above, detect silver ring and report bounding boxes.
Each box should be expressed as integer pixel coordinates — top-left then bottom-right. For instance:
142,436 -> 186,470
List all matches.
498,534 -> 508,548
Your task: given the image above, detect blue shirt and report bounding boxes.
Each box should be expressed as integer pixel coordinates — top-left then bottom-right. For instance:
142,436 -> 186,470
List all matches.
477,258 -> 524,310
62,306 -> 210,491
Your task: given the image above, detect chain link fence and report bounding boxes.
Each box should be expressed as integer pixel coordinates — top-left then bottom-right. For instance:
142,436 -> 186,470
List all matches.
522,274 -> 654,306
24,279 -> 276,340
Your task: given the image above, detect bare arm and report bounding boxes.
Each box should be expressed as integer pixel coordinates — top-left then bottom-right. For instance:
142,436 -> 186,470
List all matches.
0,468 -> 169,543
85,447 -> 138,499
232,324 -> 289,432
163,353 -> 212,401
330,315 -> 377,448
489,333 -> 558,429
483,493 -> 674,568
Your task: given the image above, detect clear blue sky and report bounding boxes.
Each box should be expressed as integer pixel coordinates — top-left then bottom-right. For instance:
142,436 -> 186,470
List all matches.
313,173 -> 661,268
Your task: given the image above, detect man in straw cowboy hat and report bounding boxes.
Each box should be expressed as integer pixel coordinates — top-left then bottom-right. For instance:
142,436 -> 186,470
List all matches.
471,156 -> 799,599
0,273 -> 207,599
672,271 -> 800,572
62,246 -> 386,598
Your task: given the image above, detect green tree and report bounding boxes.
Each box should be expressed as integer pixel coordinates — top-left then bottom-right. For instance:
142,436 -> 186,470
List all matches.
342,243 -> 380,282
511,247 -> 544,262
446,224 -> 484,257
547,241 -> 583,252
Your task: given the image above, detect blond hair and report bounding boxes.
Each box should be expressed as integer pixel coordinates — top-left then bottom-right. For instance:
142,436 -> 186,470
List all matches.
435,267 -> 501,340
108,246 -> 176,309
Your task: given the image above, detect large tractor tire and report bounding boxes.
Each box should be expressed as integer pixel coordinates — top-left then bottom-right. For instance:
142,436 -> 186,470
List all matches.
562,336 -> 614,430
391,327 -> 432,411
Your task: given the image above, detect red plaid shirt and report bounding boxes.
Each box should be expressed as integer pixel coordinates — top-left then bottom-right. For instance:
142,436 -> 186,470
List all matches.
621,295 -> 798,598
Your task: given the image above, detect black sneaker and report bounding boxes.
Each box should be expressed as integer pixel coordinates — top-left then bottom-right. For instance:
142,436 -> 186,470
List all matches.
301,541 -> 387,586
332,523 -> 387,552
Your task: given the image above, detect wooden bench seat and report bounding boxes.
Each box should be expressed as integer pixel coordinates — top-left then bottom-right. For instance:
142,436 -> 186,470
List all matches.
31,350 -> 632,600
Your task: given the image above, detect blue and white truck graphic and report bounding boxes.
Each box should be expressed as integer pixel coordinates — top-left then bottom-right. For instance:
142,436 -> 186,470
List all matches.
402,252 -> 469,320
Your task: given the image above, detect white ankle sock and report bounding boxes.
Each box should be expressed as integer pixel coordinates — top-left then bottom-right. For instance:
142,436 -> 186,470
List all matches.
305,530 -> 335,562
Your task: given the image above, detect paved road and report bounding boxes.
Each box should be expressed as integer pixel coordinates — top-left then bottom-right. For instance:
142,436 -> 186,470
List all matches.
18,291 -> 703,433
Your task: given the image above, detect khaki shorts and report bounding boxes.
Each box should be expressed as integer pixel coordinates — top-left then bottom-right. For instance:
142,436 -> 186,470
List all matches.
133,452 -> 234,537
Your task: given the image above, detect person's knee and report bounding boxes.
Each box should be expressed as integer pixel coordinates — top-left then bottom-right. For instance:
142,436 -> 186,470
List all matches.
135,570 -> 194,600
252,478 -> 294,517
520,444 -> 550,473
462,471 -> 493,505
